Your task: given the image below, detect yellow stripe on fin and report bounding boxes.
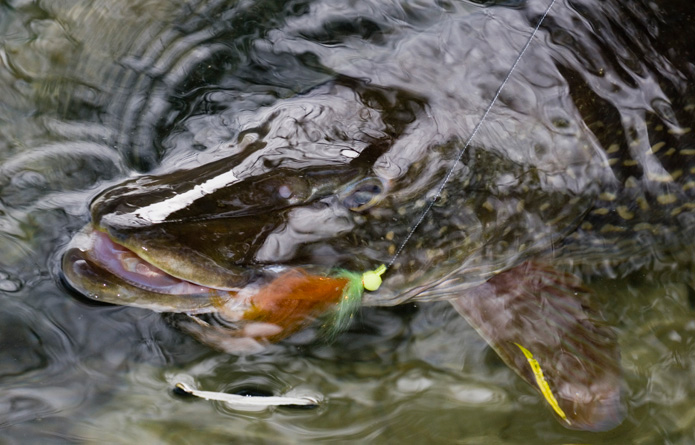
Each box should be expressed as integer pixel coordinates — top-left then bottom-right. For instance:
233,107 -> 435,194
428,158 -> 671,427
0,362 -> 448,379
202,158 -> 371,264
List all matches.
514,343 -> 571,425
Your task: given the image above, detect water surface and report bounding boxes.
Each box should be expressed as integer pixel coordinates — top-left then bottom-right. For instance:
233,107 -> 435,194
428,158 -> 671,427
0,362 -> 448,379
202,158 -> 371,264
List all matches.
1,0 -> 695,442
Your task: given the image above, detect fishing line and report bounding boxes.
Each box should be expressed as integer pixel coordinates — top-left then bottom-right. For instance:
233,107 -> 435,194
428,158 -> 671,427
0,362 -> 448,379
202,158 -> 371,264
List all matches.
331,0 -> 559,333
385,0 -> 558,271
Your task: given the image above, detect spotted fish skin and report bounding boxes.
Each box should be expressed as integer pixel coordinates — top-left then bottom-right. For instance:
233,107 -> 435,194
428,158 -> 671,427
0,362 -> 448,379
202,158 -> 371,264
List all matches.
545,1 -> 695,274
361,0 -> 695,304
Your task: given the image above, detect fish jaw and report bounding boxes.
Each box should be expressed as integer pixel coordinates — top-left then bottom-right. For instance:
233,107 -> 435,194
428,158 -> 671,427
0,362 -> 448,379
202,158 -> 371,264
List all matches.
62,225 -> 350,349
62,225 -> 230,312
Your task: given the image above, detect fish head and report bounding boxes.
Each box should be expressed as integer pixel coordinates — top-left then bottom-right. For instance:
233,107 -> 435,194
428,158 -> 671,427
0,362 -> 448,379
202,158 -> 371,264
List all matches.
61,83 -> 418,346
89,161 -> 376,288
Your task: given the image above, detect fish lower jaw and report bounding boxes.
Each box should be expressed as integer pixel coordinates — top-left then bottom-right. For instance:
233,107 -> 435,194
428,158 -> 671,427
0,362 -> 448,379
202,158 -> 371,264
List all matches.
62,225 -> 241,308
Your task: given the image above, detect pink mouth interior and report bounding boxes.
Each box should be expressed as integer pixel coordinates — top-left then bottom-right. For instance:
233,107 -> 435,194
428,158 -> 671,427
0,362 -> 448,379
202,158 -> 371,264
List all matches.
91,230 -> 220,296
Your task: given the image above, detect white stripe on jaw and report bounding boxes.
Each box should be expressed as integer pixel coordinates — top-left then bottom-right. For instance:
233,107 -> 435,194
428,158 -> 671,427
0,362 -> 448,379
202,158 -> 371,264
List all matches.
133,169 -> 240,223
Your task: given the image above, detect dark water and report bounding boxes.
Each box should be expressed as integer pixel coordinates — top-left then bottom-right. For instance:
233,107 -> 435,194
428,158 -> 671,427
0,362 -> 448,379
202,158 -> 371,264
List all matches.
1,0 -> 695,442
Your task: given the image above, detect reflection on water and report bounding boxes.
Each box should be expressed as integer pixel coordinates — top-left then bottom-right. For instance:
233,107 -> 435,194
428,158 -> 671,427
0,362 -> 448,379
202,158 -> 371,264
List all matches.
1,0 -> 695,442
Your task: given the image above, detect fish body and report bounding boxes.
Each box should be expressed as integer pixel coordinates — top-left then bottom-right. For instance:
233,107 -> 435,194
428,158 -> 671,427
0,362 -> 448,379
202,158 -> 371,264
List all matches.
61,0 -> 695,433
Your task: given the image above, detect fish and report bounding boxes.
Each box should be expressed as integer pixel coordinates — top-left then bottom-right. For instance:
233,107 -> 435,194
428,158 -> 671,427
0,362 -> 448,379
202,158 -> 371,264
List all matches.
61,0 -> 695,434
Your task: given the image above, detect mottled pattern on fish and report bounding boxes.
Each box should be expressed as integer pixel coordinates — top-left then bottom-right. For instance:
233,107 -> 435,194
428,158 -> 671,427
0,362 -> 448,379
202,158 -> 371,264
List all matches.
366,0 -> 695,302
547,5 -> 695,273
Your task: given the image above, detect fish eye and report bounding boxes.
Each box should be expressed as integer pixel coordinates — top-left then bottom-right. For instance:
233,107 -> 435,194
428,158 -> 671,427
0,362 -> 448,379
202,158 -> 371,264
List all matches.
341,178 -> 386,212
269,177 -> 309,203
278,184 -> 293,199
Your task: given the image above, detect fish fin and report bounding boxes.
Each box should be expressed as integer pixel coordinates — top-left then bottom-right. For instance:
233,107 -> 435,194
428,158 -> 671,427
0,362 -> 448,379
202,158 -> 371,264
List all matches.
449,261 -> 625,432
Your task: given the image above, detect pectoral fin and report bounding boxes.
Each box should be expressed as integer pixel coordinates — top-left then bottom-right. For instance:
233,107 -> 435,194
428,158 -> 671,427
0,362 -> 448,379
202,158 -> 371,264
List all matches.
450,262 -> 625,432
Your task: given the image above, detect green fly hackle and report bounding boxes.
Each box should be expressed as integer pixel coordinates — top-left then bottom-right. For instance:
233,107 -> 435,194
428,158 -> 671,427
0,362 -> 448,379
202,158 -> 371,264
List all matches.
322,265 -> 386,339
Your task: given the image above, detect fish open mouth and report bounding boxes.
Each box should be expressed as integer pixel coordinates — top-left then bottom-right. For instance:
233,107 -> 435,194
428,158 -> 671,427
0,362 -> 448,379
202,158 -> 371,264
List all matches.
62,226 -> 238,313
92,228 -> 224,295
